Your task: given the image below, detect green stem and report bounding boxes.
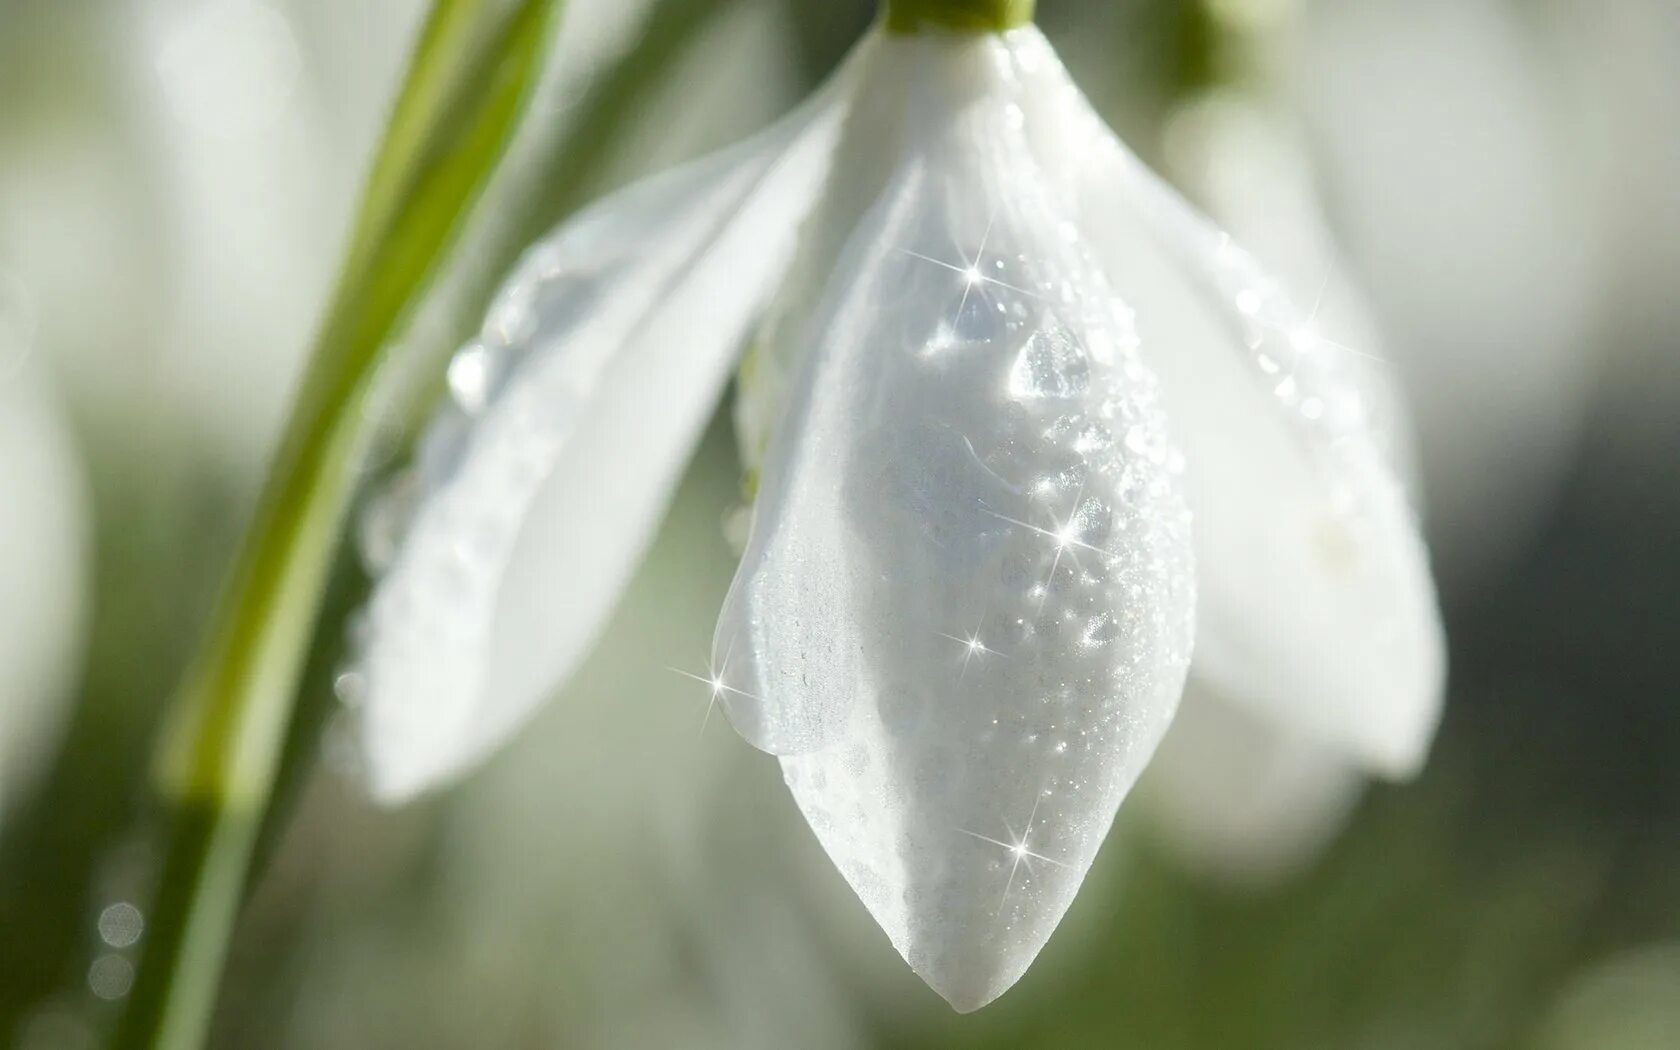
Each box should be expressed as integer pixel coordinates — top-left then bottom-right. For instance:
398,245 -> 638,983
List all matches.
114,2 -> 560,1046
118,343 -> 369,1048
402,0 -> 736,421
884,0 -> 1034,34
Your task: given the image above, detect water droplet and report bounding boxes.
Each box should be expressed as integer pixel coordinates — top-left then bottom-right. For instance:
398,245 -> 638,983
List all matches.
1009,322 -> 1089,400
1081,611 -> 1120,647
447,342 -> 500,414
332,669 -> 367,707
950,283 -> 1009,344
1071,496 -> 1115,549
1074,423 -> 1112,455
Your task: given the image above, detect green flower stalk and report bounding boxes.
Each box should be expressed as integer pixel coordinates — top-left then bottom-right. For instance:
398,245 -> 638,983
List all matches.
115,2 -> 561,1046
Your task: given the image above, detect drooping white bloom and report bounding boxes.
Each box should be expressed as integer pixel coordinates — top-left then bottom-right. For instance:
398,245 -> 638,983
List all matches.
352,24 -> 1443,1011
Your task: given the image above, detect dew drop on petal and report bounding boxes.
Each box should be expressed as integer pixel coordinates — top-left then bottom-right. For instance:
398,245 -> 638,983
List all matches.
446,342 -> 500,415
332,668 -> 367,708
1008,321 -> 1089,400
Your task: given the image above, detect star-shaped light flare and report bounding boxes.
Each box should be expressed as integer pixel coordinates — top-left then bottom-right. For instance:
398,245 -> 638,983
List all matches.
668,640 -> 761,734
897,214 -> 1038,326
956,792 -> 1071,911
934,614 -> 1006,682
980,478 -> 1115,616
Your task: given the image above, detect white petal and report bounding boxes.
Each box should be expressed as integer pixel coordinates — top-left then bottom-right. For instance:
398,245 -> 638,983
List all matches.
1160,89 -> 1422,494
714,36 -> 1194,1011
1010,30 -> 1445,777
1135,95 -> 1408,884
355,78 -> 853,803
1138,684 -> 1364,887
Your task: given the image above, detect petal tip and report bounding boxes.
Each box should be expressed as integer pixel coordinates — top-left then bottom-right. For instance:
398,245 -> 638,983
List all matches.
918,964 -> 1021,1014
359,743 -> 440,808
1360,720 -> 1436,783
1354,677 -> 1446,782
356,704 -> 482,807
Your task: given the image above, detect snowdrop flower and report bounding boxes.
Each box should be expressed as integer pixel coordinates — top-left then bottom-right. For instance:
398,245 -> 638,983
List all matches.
352,5 -> 1443,1011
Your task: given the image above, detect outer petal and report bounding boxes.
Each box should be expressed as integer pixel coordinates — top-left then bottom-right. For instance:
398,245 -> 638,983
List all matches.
1139,683 -> 1364,887
714,36 -> 1195,1011
354,77 -> 852,803
1136,93 -> 1412,884
1010,30 -> 1445,778
1161,89 -> 1420,492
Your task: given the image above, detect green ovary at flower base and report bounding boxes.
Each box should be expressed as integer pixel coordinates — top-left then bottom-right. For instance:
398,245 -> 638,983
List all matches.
885,0 -> 1035,35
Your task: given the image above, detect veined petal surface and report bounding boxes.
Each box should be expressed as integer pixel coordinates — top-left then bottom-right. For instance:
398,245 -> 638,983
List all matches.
1009,29 -> 1444,777
355,76 -> 853,803
714,35 -> 1195,1011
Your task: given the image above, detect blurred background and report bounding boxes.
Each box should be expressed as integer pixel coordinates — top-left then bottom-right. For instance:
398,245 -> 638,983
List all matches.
1,0 -> 1677,1046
